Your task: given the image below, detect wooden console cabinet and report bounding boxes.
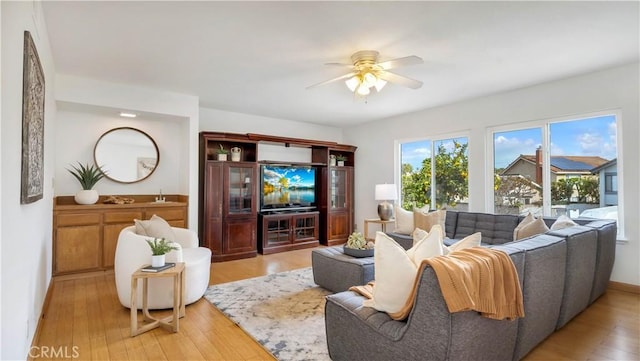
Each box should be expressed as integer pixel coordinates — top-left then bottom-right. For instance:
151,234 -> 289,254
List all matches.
259,211 -> 319,255
199,131 -> 356,259
53,195 -> 188,276
200,133 -> 259,262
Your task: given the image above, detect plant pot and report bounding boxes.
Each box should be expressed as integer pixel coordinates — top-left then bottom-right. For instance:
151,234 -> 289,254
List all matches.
343,245 -> 374,258
151,254 -> 165,267
217,154 -> 228,161
74,189 -> 99,205
337,161 -> 345,167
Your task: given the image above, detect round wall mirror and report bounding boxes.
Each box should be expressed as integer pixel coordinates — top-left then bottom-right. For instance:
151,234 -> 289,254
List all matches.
94,127 -> 160,183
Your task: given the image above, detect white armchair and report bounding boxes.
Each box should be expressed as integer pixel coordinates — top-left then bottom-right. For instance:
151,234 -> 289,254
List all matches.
114,226 -> 212,309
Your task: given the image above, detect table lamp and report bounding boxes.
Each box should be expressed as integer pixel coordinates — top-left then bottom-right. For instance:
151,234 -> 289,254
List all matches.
375,184 -> 397,221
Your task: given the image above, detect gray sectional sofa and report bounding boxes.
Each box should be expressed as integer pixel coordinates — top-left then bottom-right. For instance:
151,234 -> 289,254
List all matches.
324,210 -> 617,361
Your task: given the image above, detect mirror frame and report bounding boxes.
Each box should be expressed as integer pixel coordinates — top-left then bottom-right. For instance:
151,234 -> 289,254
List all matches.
93,127 -> 160,184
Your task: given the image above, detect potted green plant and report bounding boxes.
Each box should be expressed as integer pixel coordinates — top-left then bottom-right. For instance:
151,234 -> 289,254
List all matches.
344,231 -> 374,258
67,162 -> 106,205
217,144 -> 229,161
336,154 -> 347,166
146,238 -> 179,267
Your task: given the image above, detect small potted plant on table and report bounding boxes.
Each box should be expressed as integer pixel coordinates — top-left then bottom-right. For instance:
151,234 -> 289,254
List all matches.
344,231 -> 374,258
336,154 -> 347,166
146,238 -> 179,267
67,162 -> 106,205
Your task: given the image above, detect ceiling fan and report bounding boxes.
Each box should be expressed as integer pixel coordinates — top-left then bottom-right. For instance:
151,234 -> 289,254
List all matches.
307,50 -> 424,96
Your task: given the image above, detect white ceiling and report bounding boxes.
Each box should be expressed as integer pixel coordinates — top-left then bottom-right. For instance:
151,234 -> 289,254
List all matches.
41,1 -> 639,127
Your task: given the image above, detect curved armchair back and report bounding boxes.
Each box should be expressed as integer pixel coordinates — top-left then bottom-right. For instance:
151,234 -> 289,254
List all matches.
115,226 -> 211,309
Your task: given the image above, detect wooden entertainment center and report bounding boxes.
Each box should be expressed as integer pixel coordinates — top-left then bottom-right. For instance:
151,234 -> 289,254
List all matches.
199,132 -> 356,262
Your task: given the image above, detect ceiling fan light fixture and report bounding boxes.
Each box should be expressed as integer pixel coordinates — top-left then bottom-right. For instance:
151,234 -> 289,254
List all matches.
362,72 -> 377,88
356,84 -> 370,96
345,76 -> 360,92
375,78 -> 387,92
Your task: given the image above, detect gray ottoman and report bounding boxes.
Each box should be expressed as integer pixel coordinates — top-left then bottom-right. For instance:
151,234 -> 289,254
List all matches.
311,246 -> 375,293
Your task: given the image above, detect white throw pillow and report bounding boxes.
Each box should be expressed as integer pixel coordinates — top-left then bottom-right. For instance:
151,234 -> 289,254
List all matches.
364,232 -> 418,314
407,225 -> 444,264
394,206 -> 414,235
411,227 -> 429,246
134,214 -> 176,241
414,210 -> 446,239
444,232 -> 482,255
515,217 -> 549,241
550,215 -> 578,230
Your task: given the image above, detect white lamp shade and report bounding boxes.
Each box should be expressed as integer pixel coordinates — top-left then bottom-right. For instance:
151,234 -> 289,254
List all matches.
375,184 -> 398,201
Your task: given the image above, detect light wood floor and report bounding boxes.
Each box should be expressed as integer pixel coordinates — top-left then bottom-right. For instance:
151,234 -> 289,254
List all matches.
33,248 -> 639,361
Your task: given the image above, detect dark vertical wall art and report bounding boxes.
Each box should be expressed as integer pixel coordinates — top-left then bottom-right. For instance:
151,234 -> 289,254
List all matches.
20,30 -> 45,204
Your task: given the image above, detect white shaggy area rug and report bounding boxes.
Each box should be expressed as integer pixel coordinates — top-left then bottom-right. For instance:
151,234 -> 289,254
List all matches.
204,267 -> 331,361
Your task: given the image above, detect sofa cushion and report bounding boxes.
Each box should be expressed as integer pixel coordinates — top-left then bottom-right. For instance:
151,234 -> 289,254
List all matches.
414,210 -> 446,239
363,232 -> 418,314
513,213 -> 535,240
394,206 -> 414,235
455,212 -> 519,245
407,226 -> 444,265
515,217 -> 549,241
134,214 -> 176,241
445,232 -> 482,255
550,215 -> 578,230
365,231 -> 443,317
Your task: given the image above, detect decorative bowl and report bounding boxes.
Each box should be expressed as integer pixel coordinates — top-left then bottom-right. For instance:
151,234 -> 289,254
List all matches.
343,245 -> 374,258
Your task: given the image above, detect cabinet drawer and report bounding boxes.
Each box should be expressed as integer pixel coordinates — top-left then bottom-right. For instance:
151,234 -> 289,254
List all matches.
56,213 -> 100,227
147,208 -> 185,221
104,211 -> 142,224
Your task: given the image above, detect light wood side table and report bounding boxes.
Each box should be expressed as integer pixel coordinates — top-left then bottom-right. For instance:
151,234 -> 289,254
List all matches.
130,262 -> 185,337
363,218 -> 396,241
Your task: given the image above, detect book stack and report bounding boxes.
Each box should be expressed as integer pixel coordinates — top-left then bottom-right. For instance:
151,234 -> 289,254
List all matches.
141,262 -> 176,273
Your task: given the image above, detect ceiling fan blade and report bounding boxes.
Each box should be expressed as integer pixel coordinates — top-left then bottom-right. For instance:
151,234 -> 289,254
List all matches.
377,55 -> 423,70
306,72 -> 357,89
378,71 -> 423,89
324,62 -> 354,68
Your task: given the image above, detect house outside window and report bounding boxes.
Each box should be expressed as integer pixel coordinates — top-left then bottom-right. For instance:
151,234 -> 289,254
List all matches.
491,114 -> 619,223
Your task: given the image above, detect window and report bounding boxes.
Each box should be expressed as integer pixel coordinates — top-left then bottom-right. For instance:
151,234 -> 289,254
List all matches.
491,114 -> 620,227
605,173 -> 617,193
400,136 -> 469,211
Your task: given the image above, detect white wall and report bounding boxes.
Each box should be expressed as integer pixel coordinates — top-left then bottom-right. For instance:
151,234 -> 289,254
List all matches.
55,105 -> 184,197
199,107 -> 344,143
54,75 -> 200,229
1,2 -> 57,359
344,62 -> 640,286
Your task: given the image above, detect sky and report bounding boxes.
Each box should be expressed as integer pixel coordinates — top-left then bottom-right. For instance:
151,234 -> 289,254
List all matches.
262,166 -> 316,187
401,115 -> 617,170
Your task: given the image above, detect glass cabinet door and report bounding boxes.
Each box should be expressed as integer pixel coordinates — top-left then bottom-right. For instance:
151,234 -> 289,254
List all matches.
330,168 -> 348,210
227,164 -> 255,214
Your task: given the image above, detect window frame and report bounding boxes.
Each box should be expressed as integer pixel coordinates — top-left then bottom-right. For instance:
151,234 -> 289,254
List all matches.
486,109 -> 624,238
395,131 -> 470,211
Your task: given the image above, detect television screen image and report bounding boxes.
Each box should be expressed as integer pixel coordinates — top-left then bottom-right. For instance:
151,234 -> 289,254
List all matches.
262,165 -> 316,208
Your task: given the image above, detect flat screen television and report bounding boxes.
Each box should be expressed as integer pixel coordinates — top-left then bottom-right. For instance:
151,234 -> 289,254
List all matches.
260,164 -> 316,211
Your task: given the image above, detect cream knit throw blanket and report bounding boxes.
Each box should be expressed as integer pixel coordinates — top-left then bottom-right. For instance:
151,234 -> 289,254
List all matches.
351,247 -> 525,321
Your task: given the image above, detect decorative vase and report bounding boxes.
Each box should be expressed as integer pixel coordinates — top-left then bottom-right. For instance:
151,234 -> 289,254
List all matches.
151,254 -> 165,267
217,153 -> 228,161
337,160 -> 345,167
74,189 -> 99,205
329,155 -> 336,167
230,147 -> 242,162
